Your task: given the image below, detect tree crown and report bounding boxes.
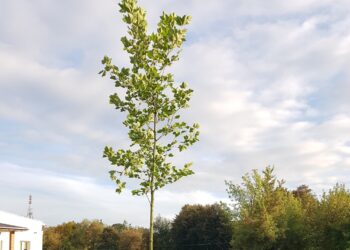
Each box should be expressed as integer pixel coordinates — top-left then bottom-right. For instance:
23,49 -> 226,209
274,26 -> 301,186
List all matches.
100,0 -> 199,196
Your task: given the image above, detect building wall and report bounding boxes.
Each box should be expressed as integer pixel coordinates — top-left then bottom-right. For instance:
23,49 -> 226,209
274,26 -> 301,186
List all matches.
0,232 -> 10,250
0,210 -> 44,250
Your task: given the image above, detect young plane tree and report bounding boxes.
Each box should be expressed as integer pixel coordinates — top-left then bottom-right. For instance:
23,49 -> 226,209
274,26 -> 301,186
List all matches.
99,0 -> 199,249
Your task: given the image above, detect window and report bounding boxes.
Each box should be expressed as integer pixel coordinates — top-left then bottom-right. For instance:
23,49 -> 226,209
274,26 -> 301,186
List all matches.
20,241 -> 31,250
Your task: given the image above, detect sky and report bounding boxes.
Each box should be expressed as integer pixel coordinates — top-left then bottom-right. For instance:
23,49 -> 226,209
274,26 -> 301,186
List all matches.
1,0 -> 350,226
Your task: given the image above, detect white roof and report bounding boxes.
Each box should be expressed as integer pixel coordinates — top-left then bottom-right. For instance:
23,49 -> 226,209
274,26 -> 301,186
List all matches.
0,210 -> 44,229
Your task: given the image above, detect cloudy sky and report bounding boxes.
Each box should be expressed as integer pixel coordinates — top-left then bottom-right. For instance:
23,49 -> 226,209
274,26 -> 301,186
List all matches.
1,0 -> 350,226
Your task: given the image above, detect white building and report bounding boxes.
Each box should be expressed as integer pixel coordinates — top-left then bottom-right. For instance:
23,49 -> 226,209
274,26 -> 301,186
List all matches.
0,210 -> 44,250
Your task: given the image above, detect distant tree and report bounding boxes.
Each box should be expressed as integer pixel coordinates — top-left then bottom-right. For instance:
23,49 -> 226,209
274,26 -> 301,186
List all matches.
99,0 -> 199,249
58,221 -> 86,250
96,226 -> 120,250
143,216 -> 173,250
226,167 -> 307,249
44,220 -> 105,250
172,203 -> 233,250
119,228 -> 144,250
293,184 -> 312,198
291,184 -> 319,247
154,216 -> 173,250
141,229 -> 150,250
43,226 -> 60,250
292,185 -> 318,212
312,184 -> 350,249
85,220 -> 104,250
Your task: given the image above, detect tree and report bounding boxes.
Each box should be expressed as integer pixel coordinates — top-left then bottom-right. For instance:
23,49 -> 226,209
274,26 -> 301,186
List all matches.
291,185 -> 318,247
154,216 -> 173,250
43,226 -> 61,250
49,221 -> 87,250
100,0 -> 199,249
172,203 -> 233,250
292,185 -> 318,212
85,220 -> 104,250
112,220 -> 130,233
143,216 -> 173,250
312,184 -> 350,249
119,228 -> 144,250
96,226 -> 120,250
226,167 -> 306,249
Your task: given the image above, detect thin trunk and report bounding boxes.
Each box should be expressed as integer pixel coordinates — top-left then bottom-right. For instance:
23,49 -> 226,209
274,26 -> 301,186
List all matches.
149,110 -> 157,250
149,189 -> 155,250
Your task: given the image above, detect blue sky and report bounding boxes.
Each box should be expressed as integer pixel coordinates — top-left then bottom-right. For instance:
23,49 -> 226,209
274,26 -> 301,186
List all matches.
1,0 -> 350,226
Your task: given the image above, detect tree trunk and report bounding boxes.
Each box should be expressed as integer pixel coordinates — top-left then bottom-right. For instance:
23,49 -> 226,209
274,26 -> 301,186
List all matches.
150,110 -> 157,250
149,189 -> 155,250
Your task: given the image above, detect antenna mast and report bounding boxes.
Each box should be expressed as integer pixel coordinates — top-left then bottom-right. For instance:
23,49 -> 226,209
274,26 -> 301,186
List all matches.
27,194 -> 34,219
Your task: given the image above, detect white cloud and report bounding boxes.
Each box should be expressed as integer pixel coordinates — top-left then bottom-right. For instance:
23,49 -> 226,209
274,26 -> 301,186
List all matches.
0,162 -> 223,226
1,0 -> 350,226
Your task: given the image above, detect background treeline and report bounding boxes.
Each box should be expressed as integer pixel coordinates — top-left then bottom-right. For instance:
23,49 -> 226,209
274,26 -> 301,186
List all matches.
44,167 -> 350,250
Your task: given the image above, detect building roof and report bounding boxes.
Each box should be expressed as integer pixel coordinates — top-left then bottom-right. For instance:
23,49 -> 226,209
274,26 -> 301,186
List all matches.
0,210 -> 44,232
0,210 -> 45,228
0,223 -> 28,231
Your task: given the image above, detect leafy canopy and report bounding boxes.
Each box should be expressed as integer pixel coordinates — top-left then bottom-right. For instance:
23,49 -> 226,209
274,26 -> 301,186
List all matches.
226,167 -> 306,249
99,0 -> 199,196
